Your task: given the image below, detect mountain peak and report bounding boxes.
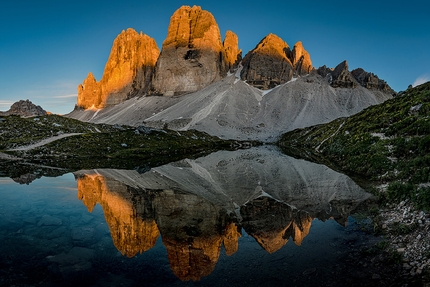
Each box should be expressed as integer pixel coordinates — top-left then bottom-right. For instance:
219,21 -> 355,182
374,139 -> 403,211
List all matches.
151,5 -> 227,96
240,33 -> 313,89
0,99 -> 47,117
77,28 -> 159,109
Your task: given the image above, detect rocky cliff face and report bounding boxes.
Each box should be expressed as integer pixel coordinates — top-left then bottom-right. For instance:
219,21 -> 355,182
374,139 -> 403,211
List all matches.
0,100 -> 47,117
151,5 -> 228,96
317,60 -> 395,94
240,34 -> 312,89
77,28 -> 159,109
291,41 -> 312,76
351,68 -> 394,93
223,30 -> 242,72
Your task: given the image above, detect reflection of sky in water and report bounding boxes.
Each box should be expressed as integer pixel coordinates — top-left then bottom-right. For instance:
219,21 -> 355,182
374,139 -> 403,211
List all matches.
0,166 -> 378,286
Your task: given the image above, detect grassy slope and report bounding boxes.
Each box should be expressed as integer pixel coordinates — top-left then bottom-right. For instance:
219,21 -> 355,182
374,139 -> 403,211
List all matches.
0,115 -> 239,172
278,82 -> 430,210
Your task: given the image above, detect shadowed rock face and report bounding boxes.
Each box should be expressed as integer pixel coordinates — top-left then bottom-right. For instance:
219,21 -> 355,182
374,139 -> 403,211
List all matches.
241,33 -> 294,90
317,61 -> 396,95
151,5 -> 228,96
77,28 -> 159,109
73,147 -> 374,281
240,34 -> 313,89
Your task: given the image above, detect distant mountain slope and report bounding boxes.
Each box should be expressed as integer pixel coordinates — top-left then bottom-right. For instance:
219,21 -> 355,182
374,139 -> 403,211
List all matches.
278,82 -> 430,210
0,99 -> 47,117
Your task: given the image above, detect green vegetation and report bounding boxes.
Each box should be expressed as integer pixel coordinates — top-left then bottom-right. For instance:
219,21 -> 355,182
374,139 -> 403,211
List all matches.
0,114 -> 117,150
278,82 -> 430,210
0,115 -> 243,172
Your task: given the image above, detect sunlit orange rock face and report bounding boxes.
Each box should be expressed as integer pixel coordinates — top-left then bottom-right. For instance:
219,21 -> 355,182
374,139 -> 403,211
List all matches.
291,41 -> 312,76
76,173 -> 160,257
240,33 -> 312,89
77,28 -> 159,109
152,5 -> 230,96
223,30 -> 242,72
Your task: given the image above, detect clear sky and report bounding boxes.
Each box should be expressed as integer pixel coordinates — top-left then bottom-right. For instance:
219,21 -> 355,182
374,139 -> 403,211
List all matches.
1,0 -> 429,114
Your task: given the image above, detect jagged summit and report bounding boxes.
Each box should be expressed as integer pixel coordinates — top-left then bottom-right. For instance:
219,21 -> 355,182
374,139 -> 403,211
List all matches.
151,5 -> 229,96
240,33 -> 312,89
0,99 -> 47,117
316,60 -> 395,94
69,5 -> 395,142
223,30 -> 242,72
77,28 -> 159,109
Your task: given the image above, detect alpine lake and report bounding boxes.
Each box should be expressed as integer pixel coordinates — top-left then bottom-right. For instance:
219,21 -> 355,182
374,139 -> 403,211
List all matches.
0,146 -> 401,286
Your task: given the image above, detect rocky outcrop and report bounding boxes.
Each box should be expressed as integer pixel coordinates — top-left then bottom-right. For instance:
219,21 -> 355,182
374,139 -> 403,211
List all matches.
330,60 -> 357,88
351,68 -> 395,94
223,30 -> 242,72
291,41 -> 312,75
240,33 -> 294,90
77,28 -> 159,109
240,34 -> 312,90
316,61 -> 395,94
0,100 -> 47,117
151,5 -> 228,96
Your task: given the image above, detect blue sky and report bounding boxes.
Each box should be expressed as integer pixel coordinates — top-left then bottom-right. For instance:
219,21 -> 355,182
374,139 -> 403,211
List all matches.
1,0 -> 429,114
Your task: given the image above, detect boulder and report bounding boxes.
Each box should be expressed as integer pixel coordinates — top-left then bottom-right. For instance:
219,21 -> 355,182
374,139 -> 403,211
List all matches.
151,5 -> 227,96
77,28 -> 159,109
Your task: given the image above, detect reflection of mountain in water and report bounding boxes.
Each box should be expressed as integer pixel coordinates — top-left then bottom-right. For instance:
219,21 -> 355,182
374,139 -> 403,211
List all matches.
74,146 -> 373,281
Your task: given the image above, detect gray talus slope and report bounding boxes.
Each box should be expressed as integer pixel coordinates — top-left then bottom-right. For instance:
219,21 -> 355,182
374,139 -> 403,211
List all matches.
144,74 -> 391,141
67,73 -> 391,142
75,146 -> 372,219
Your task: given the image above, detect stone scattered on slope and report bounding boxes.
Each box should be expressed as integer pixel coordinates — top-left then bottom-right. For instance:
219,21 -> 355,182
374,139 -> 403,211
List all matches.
0,99 -> 47,117
77,28 -> 159,109
151,5 -> 227,96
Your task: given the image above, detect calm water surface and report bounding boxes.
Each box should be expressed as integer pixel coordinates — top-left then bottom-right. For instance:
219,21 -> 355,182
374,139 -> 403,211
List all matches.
0,147 -> 382,286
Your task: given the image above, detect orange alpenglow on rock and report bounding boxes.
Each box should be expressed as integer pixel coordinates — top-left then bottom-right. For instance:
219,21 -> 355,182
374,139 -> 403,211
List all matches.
152,5 -> 228,96
240,33 -> 294,90
291,41 -> 312,75
76,173 -> 160,257
241,33 -> 313,89
77,28 -> 160,109
223,30 -> 242,72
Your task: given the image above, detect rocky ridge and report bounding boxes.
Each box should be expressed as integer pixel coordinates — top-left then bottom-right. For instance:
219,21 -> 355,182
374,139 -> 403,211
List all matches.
240,33 -> 312,89
71,5 -> 395,142
317,60 -> 394,93
0,100 -> 47,117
